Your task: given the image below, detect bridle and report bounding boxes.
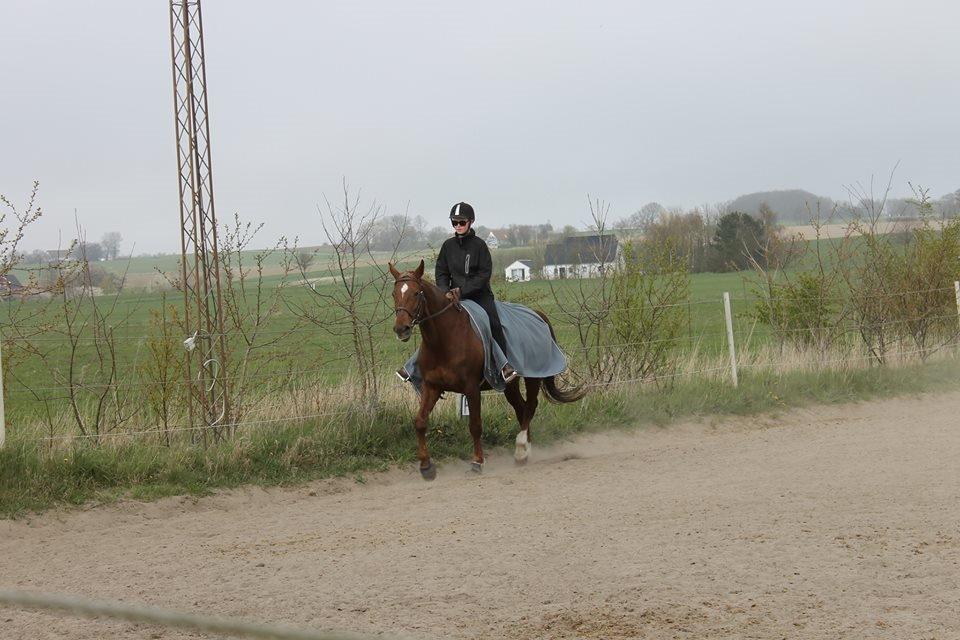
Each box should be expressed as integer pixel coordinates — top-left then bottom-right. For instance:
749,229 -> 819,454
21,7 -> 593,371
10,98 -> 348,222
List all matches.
394,277 -> 458,327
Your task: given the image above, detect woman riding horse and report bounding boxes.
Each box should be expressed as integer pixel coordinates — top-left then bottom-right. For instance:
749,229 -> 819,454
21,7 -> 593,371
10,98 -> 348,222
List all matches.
391,202 -> 586,480
398,201 -> 517,383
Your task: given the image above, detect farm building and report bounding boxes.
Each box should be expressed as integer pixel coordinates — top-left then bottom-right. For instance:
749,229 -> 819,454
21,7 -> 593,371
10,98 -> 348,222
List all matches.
485,232 -> 500,249
542,234 -> 620,279
505,260 -> 534,282
0,274 -> 24,298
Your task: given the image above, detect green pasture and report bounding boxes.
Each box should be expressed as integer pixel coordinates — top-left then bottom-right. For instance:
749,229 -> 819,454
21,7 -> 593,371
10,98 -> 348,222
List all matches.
0,266 -> 762,433
0,234 -> 892,431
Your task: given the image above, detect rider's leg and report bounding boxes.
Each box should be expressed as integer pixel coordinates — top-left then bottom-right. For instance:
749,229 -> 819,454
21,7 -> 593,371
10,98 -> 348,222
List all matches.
473,294 -> 517,382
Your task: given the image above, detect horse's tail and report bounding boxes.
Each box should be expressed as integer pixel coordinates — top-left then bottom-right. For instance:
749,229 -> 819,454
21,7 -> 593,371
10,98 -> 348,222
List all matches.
535,310 -> 588,404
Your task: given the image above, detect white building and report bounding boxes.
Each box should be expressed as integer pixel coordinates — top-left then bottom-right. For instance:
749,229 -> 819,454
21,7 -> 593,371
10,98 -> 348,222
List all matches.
505,260 -> 534,282
486,232 -> 499,249
542,234 -> 620,279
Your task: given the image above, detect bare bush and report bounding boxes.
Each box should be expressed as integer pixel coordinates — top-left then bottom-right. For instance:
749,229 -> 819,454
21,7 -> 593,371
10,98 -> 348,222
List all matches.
0,181 -> 52,296
545,197 -> 617,381
6,236 -> 138,443
547,197 -> 689,383
217,214 -> 302,424
137,295 -> 185,445
286,181 -> 408,403
751,208 -> 846,354
609,240 -> 689,384
881,187 -> 960,359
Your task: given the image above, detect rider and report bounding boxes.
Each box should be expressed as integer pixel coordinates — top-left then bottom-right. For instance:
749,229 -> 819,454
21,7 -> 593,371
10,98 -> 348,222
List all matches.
397,202 -> 518,383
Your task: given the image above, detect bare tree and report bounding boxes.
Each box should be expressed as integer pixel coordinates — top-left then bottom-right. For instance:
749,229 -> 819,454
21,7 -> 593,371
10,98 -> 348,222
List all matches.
1,181 -> 46,292
217,213 -> 303,424
286,180 -> 409,403
138,295 -> 185,445
546,196 -> 617,381
5,227 -> 138,443
294,248 -> 317,273
101,232 -> 122,260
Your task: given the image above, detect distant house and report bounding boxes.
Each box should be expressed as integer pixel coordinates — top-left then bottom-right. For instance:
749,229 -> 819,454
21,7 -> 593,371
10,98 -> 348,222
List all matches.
505,260 -> 534,283
0,274 -> 24,298
486,232 -> 500,249
542,235 -> 620,279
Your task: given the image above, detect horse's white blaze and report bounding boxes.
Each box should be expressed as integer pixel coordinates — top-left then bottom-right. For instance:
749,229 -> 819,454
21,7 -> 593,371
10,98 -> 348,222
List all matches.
400,283 -> 409,294
515,430 -> 530,462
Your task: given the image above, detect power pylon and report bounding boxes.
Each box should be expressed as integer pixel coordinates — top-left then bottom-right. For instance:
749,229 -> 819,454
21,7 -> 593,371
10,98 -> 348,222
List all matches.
168,0 -> 230,441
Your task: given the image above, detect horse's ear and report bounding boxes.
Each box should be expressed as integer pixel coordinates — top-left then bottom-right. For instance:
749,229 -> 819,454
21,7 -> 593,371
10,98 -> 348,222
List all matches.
414,259 -> 425,279
388,262 -> 400,279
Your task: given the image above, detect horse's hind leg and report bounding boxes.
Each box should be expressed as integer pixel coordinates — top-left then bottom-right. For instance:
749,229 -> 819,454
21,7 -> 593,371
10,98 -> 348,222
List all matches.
504,378 -> 526,424
503,380 -> 528,463
415,384 -> 442,481
465,389 -> 484,473
514,378 -> 540,464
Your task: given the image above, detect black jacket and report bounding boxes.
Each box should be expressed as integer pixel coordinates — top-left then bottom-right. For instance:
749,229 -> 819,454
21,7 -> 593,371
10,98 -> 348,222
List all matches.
435,228 -> 493,299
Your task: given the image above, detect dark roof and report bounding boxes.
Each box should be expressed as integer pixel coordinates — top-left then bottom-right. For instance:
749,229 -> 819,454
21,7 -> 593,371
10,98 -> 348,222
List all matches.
544,235 -> 618,265
0,274 -> 23,288
518,260 -> 535,268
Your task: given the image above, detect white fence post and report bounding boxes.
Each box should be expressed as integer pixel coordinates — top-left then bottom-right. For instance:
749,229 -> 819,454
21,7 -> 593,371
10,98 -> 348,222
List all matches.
0,333 -> 5,448
723,292 -> 739,388
954,281 -> 960,334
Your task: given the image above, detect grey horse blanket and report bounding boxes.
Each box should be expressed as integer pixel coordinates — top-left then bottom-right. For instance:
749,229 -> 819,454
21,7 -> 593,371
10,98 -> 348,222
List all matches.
400,300 -> 568,393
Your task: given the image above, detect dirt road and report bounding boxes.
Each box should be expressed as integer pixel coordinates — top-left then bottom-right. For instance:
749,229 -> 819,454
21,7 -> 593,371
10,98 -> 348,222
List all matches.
3,391 -> 959,639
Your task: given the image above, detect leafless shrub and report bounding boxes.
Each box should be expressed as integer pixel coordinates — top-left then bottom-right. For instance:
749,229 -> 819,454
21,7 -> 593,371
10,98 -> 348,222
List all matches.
137,295 -> 185,445
545,197 -> 617,380
286,180 -> 408,404
217,213 -> 303,424
751,205 -> 849,355
609,240 -> 689,385
0,181 -> 45,291
5,231 -> 138,443
546,196 -> 689,383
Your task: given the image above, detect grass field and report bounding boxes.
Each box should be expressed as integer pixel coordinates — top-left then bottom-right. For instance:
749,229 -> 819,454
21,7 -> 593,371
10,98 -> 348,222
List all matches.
0,247 -> 762,427
4,233 -> 960,515
0,234 -> 929,432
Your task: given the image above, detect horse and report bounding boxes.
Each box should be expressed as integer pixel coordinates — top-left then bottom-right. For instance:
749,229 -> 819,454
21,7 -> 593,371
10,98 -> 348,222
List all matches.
389,260 -> 586,481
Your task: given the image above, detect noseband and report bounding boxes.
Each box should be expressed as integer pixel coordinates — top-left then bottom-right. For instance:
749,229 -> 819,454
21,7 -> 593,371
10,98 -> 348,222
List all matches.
394,278 -> 457,326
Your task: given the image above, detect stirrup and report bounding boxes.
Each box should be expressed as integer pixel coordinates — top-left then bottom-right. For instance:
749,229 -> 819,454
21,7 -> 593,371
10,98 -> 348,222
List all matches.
501,364 -> 519,383
396,367 -> 410,382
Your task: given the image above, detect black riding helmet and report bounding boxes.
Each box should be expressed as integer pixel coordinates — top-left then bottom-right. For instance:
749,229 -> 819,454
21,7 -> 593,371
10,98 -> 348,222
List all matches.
449,202 -> 475,222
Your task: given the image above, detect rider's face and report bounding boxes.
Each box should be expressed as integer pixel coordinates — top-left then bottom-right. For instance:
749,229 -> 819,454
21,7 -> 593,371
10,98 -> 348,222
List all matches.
452,218 -> 471,234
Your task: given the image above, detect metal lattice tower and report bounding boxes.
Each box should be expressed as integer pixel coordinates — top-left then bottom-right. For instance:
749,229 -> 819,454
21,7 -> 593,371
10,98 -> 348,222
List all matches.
168,0 -> 230,441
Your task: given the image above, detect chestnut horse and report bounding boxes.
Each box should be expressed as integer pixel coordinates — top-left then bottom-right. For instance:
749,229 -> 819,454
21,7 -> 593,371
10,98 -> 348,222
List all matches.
389,260 -> 586,481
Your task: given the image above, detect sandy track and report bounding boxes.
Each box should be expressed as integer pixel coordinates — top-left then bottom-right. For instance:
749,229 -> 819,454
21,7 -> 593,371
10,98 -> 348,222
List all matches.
3,392 -> 960,639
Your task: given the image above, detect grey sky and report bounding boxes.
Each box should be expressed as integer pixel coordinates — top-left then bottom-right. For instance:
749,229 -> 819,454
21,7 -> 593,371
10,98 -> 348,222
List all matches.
3,0 -> 958,254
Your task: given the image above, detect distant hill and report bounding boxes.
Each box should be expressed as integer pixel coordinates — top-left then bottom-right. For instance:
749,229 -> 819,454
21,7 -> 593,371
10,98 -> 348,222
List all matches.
727,189 -> 835,223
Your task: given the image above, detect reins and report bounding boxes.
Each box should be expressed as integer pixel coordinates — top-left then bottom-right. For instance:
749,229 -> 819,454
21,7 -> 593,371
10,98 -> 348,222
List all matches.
394,278 -> 459,326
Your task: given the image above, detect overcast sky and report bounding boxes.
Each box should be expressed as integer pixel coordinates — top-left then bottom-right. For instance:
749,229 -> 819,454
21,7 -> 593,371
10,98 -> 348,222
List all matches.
3,0 -> 958,254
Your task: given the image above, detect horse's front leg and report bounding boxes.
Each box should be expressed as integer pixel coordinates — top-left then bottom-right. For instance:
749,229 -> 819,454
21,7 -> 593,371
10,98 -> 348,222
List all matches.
465,388 -> 484,473
415,384 -> 442,481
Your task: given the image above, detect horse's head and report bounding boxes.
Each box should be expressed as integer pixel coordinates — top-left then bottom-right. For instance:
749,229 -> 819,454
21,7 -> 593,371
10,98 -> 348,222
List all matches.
389,260 -> 426,342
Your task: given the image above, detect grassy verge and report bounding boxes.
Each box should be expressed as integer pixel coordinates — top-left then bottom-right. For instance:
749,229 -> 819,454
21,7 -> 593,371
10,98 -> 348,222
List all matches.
3,357 -> 959,517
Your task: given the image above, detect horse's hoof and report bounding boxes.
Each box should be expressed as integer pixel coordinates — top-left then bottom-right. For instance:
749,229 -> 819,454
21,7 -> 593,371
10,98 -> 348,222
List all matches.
470,461 -> 483,474
420,462 -> 437,481
514,431 -> 531,465
514,454 -> 529,466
